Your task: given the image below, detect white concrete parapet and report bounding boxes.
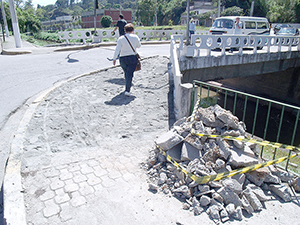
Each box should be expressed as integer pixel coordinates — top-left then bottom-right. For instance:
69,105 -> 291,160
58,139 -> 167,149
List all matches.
170,35 -> 193,120
185,34 -> 300,57
58,29 -> 210,44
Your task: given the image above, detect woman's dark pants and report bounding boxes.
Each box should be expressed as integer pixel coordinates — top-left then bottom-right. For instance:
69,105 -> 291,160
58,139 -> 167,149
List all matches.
119,55 -> 137,92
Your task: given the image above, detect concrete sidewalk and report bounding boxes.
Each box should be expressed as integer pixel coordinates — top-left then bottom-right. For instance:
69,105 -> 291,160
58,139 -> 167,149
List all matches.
4,55 -> 217,225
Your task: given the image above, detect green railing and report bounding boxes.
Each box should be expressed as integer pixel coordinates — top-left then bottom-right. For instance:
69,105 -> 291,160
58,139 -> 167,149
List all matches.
192,80 -> 300,175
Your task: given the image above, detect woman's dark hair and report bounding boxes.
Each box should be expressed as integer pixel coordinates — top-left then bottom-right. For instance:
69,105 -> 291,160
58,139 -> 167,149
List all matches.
124,23 -> 134,33
119,14 -> 124,19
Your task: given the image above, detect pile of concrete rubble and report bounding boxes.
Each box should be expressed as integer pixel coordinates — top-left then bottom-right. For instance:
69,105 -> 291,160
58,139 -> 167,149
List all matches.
146,104 -> 300,223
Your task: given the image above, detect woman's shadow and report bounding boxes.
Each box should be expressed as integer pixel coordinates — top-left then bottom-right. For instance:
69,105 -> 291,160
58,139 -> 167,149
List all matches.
104,92 -> 135,106
104,78 -> 136,105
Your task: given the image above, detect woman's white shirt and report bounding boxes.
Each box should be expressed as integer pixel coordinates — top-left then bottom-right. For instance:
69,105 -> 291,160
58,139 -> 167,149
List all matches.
113,33 -> 141,60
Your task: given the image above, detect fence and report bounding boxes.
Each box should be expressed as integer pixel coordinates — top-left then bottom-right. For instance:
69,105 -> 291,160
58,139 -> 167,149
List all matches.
58,29 -> 210,44
191,80 -> 300,175
185,34 -> 300,57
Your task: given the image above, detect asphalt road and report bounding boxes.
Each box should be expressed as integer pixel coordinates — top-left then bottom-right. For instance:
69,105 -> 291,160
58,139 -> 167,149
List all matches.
0,44 -> 170,129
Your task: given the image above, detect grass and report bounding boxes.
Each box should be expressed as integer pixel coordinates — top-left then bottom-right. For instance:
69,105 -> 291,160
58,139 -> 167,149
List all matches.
260,145 -> 300,175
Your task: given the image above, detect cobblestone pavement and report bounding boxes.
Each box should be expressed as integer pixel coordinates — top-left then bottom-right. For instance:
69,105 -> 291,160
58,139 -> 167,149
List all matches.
18,56 -> 215,225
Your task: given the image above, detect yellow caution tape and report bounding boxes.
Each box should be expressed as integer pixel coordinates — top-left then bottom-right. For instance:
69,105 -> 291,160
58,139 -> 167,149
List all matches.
157,145 -> 299,184
191,130 -> 300,152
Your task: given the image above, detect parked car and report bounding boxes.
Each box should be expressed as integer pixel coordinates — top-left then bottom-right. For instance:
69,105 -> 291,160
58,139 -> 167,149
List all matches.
276,27 -> 299,36
209,16 -> 270,35
274,24 -> 292,34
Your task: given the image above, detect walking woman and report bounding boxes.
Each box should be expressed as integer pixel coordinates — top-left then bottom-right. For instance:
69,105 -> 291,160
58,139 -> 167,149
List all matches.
113,23 -> 141,97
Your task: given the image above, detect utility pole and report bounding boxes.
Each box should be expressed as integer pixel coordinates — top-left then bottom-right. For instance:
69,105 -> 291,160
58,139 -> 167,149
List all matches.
217,0 -> 220,18
8,0 -> 21,48
155,0 -> 157,26
94,0 -> 98,33
0,0 -> 9,37
185,0 -> 190,45
250,0 -> 255,16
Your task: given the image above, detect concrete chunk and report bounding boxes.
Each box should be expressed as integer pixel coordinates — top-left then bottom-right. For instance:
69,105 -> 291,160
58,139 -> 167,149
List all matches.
229,146 -> 258,168
241,195 -> 254,215
181,142 -> 201,161
246,167 -> 270,186
213,104 -> 239,129
156,130 -> 184,150
217,187 -> 242,207
247,184 -> 271,201
199,195 -> 211,207
269,184 -> 292,202
243,187 -> 263,211
292,177 -> 300,193
222,178 -> 243,195
166,143 -> 183,162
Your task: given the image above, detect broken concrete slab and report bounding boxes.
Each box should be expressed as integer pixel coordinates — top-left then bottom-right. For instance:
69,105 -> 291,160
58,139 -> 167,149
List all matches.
269,184 -> 292,202
156,130 -> 184,150
181,142 -> 201,161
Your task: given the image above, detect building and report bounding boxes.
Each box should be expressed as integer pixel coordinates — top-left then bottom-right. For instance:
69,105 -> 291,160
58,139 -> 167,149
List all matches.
41,16 -> 72,27
81,9 -> 132,29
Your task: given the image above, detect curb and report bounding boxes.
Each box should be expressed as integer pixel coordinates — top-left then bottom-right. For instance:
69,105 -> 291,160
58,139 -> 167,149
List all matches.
2,40 -> 171,55
1,49 -> 32,55
2,65 -> 122,225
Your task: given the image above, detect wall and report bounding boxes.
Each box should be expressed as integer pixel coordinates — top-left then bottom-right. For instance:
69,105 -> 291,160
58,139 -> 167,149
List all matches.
217,66 -> 300,106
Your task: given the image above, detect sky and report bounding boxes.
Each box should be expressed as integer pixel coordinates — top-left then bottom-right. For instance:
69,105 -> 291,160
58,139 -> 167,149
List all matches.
32,0 -> 57,8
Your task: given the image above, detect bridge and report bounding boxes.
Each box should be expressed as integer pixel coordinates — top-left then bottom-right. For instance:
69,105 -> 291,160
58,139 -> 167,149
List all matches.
170,34 -> 300,120
59,29 -> 300,120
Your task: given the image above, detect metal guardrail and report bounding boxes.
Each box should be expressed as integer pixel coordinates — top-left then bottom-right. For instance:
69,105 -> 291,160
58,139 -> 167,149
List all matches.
186,34 -> 300,57
191,80 -> 300,174
57,29 -> 210,44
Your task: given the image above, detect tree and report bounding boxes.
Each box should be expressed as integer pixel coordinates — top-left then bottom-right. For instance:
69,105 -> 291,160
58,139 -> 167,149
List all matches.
220,6 -> 243,16
55,0 -> 68,8
136,0 -> 155,26
100,15 -> 112,27
17,7 -> 41,33
266,0 -> 297,22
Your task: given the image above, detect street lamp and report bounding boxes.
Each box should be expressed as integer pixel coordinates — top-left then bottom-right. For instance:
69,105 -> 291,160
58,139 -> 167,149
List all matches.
0,0 -> 9,37
8,0 -> 21,48
185,0 -> 190,45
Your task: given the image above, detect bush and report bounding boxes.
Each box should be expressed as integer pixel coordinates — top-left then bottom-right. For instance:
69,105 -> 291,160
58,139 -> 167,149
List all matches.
101,15 -> 113,28
33,32 -> 62,42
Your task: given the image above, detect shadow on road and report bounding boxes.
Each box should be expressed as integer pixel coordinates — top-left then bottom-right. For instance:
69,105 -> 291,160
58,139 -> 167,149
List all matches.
104,92 -> 135,106
105,78 -> 125,86
0,184 -> 6,225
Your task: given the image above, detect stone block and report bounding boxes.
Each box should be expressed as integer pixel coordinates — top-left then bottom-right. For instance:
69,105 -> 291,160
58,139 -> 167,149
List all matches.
199,195 -> 211,207
225,203 -> 235,215
243,187 -> 263,211
196,107 -> 224,128
246,167 -> 270,186
214,105 -> 239,129
269,184 -> 292,202
166,143 -> 183,162
241,195 -> 254,215
217,187 -> 242,207
216,138 -> 231,160
247,184 -> 271,201
156,130 -> 184,150
221,178 -> 243,195
228,146 -> 258,168
181,142 -> 201,161
292,177 -> 300,193
232,173 -> 246,186
232,206 -> 243,221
